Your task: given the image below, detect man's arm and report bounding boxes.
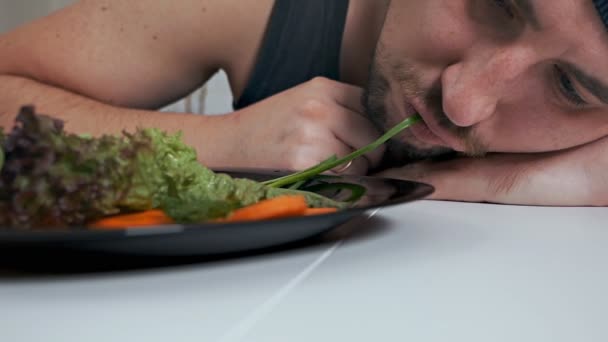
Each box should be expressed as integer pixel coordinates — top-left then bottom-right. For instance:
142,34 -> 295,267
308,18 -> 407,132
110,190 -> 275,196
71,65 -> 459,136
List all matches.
377,137 -> 608,206
0,0 -> 273,163
0,0 -> 386,175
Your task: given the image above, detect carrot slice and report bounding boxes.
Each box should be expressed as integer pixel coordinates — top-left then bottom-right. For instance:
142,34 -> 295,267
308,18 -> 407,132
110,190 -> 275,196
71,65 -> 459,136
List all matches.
225,195 -> 308,222
303,208 -> 338,216
90,209 -> 174,229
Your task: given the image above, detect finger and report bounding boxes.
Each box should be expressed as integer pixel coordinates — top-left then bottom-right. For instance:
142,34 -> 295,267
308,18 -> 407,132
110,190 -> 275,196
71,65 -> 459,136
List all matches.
304,79 -> 386,167
331,157 -> 369,176
301,136 -> 368,176
325,105 -> 385,168
330,82 -> 366,114
309,77 -> 366,114
283,133 -> 367,175
323,139 -> 369,176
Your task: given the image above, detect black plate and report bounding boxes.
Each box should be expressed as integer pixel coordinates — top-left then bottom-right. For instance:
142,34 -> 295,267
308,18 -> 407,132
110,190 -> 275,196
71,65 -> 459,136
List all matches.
0,169 -> 433,257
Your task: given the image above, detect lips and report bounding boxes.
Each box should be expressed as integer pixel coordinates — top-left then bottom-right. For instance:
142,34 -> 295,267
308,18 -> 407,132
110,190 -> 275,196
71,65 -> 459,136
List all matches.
407,99 -> 465,152
409,118 -> 448,146
387,86 -> 463,151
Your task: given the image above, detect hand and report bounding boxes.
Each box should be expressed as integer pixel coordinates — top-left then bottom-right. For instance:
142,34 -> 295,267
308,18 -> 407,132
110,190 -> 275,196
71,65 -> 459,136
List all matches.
215,77 -> 384,175
376,137 -> 608,206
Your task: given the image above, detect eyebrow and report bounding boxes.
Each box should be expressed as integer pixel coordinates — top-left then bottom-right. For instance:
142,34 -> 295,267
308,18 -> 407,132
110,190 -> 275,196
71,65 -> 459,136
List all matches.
514,0 -> 541,30
565,63 -> 608,105
514,1 -> 608,105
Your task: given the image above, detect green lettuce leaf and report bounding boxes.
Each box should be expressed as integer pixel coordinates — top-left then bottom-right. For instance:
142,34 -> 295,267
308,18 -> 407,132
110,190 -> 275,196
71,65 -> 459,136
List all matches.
144,129 -> 345,223
0,107 -> 155,228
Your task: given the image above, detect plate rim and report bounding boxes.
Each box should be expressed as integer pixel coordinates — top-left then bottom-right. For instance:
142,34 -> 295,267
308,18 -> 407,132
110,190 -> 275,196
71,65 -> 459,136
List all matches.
0,170 -> 434,238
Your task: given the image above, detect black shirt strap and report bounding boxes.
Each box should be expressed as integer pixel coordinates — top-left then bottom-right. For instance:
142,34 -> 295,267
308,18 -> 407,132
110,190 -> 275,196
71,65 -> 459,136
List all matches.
234,0 -> 350,110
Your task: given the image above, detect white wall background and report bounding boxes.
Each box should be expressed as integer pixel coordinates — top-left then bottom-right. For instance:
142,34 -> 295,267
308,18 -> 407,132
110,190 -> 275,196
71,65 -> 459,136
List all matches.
0,0 -> 74,32
0,0 -> 233,115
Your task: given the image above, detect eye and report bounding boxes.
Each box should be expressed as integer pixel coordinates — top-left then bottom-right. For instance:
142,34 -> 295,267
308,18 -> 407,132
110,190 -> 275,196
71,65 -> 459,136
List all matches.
492,0 -> 516,19
472,0 -> 524,39
553,65 -> 587,107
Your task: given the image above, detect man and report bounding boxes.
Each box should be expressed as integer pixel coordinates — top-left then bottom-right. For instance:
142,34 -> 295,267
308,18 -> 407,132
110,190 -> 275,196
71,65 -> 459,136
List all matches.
0,0 -> 607,206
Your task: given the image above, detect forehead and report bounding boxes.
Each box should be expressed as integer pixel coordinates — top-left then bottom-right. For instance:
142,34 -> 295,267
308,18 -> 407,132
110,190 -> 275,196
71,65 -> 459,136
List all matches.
547,2 -> 595,24
534,0 -> 604,45
518,1 -> 608,69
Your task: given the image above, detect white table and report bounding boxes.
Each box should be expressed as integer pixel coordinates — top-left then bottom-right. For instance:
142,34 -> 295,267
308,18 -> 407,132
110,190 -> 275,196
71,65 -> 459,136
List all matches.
1,201 -> 607,342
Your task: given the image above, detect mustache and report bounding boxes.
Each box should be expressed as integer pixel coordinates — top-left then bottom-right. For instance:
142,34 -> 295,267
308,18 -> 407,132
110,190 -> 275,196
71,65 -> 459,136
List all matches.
362,65 -> 390,133
421,85 -> 487,157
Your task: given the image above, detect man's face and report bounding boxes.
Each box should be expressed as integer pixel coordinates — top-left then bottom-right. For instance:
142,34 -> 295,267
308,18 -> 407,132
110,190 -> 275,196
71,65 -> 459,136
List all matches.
365,0 -> 608,163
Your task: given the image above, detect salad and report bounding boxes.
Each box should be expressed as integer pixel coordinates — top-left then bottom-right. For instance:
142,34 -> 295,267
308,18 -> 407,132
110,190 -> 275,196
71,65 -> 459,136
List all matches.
0,106 -> 419,230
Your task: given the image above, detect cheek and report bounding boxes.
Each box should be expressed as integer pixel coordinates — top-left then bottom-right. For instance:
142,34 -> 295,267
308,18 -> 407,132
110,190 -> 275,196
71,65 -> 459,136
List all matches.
468,72 -> 558,152
487,105 -> 565,152
381,0 -> 474,65
482,83 -> 607,152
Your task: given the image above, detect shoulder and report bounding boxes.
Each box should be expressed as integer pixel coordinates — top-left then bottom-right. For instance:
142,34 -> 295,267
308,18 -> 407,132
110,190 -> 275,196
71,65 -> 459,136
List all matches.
129,0 -> 276,95
56,0 -> 275,74
200,0 -> 276,96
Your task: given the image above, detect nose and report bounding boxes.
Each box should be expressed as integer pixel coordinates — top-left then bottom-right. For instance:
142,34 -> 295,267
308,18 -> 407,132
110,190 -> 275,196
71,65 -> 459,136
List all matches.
441,47 -> 535,127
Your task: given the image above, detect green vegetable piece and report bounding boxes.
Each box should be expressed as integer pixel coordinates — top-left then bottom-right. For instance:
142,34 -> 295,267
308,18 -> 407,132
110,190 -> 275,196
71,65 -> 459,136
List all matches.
263,115 -> 422,188
123,121 -> 346,223
0,107 -> 157,228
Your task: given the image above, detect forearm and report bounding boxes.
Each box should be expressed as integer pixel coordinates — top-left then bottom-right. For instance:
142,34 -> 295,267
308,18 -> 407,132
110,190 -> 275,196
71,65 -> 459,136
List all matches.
430,152 -> 596,206
0,74 -> 236,166
514,138 -> 608,206
457,141 -> 608,206
377,138 -> 608,207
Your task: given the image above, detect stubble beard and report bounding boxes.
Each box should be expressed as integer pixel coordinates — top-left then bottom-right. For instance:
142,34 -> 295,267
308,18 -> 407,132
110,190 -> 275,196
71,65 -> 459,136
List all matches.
362,47 -> 487,168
